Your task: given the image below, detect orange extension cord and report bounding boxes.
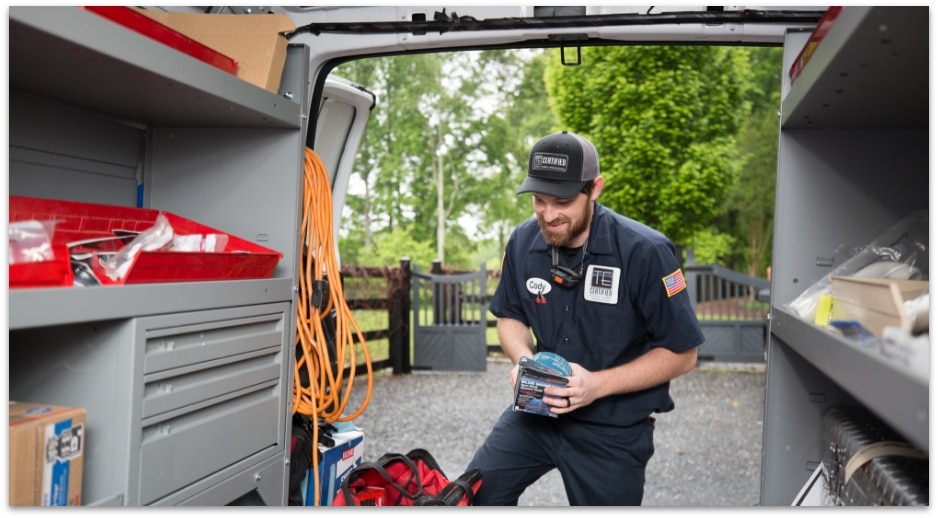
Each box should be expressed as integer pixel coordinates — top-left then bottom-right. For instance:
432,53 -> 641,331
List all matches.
293,147 -> 374,506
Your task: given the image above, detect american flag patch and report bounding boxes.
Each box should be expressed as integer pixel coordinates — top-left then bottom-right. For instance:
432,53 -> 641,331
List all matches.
662,269 -> 686,297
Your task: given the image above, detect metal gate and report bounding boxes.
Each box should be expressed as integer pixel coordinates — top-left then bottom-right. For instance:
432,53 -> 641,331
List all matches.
411,262 -> 488,371
685,263 -> 771,363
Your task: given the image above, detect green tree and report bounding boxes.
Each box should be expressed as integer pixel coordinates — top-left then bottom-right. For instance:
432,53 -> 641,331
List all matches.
725,46 -> 782,277
544,45 -> 752,245
333,54 -> 446,263
474,50 -> 558,253
335,50 -> 554,270
358,225 -> 437,268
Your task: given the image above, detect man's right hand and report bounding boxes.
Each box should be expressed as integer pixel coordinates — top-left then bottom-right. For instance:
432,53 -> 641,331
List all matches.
508,361 -> 520,389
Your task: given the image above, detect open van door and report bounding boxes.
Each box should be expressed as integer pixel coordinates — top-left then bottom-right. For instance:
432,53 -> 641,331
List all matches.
316,76 -> 376,255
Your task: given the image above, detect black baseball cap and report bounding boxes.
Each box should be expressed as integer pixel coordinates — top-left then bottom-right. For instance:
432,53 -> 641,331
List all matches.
517,130 -> 599,199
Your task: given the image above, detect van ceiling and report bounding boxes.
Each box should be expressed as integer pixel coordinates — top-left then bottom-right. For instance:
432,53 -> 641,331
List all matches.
285,8 -> 825,38
144,6 -> 828,47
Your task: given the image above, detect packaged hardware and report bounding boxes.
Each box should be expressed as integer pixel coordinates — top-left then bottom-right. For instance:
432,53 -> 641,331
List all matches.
513,355 -> 569,417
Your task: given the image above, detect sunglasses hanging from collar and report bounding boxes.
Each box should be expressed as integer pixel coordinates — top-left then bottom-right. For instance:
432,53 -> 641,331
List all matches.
550,238 -> 589,288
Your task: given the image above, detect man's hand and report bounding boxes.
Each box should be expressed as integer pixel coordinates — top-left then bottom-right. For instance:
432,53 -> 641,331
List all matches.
543,362 -> 596,414
508,361 -> 520,390
542,347 -> 698,414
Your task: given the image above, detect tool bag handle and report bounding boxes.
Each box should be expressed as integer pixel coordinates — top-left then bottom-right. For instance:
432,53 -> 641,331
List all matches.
340,453 -> 425,506
417,467 -> 483,506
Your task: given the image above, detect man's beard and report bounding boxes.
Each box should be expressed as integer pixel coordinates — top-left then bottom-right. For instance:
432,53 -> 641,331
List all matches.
537,201 -> 592,248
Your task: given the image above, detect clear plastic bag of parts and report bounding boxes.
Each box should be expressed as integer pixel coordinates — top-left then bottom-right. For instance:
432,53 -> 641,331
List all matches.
9,219 -> 57,265
101,214 -> 231,282
786,209 -> 928,322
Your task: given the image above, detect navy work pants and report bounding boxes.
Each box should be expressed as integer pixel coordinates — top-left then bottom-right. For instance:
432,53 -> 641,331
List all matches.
466,407 -> 656,506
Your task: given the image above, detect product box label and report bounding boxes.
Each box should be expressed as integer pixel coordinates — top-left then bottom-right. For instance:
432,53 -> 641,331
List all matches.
306,429 -> 364,506
513,356 -> 569,417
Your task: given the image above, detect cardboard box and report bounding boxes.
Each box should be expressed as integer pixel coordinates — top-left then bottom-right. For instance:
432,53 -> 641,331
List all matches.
830,276 -> 929,338
9,402 -> 86,506
305,428 -> 364,506
133,9 -> 295,93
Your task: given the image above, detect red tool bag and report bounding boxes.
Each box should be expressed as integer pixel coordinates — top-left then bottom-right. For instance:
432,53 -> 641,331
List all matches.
332,448 -> 483,506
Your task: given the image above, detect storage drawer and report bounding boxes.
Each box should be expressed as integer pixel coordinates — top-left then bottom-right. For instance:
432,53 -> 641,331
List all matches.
138,386 -> 280,505
142,349 -> 280,419
144,312 -> 284,375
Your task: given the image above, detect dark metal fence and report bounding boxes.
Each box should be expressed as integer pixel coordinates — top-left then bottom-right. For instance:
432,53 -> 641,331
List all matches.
684,263 -> 771,362
338,258 -> 770,376
340,258 -> 412,375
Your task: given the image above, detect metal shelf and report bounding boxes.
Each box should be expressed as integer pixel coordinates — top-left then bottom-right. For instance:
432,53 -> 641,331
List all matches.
780,6 -> 928,130
9,6 -> 301,129
762,7 -> 928,504
8,278 -> 294,330
771,306 -> 928,452
8,6 -> 302,505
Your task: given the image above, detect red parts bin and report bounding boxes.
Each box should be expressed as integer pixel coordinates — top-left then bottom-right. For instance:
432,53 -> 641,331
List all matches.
9,195 -> 283,286
81,6 -> 238,76
9,241 -> 74,289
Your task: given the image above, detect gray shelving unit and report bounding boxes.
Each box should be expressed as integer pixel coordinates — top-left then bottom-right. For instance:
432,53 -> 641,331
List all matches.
8,6 -> 309,505
760,6 -> 928,505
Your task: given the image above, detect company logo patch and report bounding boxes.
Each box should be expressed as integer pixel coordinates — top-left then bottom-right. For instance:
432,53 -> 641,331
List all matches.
584,265 -> 619,304
532,152 -> 568,173
662,269 -> 687,297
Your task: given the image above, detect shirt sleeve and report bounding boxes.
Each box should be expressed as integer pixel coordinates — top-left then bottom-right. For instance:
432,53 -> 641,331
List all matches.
633,239 -> 705,353
487,230 -> 529,325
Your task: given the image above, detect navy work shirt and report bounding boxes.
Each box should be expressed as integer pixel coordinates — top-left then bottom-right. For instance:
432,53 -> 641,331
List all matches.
490,202 -> 705,427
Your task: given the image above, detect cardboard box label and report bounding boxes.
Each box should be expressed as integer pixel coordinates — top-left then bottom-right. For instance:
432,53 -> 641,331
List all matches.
42,419 -> 84,506
9,403 -> 85,506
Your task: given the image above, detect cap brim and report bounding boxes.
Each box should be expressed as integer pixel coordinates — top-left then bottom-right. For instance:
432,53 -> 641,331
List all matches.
517,176 -> 586,199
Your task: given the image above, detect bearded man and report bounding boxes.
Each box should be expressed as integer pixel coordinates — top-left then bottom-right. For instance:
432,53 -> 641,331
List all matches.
465,131 -> 703,506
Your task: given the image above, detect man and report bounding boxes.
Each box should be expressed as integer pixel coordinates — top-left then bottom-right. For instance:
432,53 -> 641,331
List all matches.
466,130 -> 704,506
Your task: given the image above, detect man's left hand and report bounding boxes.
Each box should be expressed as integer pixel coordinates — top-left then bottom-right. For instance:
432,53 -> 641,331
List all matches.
545,363 -> 599,414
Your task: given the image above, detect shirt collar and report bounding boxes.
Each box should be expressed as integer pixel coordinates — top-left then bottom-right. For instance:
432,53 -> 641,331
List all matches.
527,202 -> 613,256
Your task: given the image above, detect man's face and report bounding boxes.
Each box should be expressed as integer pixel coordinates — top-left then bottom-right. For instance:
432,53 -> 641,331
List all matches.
533,191 -> 593,248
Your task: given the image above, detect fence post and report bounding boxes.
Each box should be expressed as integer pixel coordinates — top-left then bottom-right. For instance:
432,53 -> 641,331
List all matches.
389,257 -> 412,374
430,259 -> 444,325
685,249 -> 698,305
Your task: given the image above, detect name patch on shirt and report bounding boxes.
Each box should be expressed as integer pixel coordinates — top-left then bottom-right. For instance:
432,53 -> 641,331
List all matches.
526,277 -> 552,296
583,265 -> 620,304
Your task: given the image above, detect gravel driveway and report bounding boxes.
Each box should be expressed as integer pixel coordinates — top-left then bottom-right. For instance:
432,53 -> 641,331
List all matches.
344,358 -> 766,507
